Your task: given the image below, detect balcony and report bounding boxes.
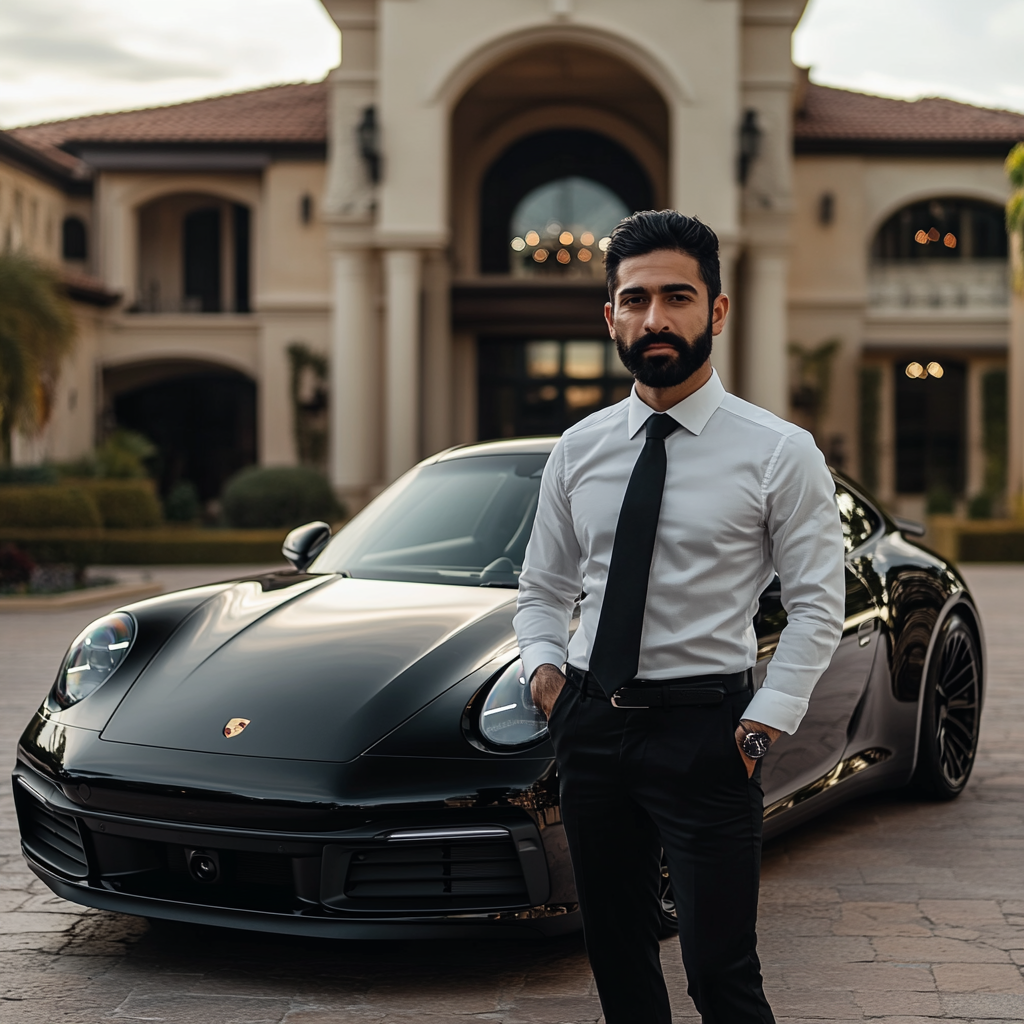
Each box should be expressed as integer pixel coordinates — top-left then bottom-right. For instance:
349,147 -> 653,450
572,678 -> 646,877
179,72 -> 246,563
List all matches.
868,259 -> 1008,313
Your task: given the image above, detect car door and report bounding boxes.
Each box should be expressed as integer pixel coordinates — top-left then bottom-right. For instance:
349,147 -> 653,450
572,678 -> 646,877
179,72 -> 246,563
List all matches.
757,482 -> 882,806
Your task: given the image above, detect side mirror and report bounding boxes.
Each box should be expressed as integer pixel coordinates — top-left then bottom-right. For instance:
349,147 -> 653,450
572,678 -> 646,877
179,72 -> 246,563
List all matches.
282,521 -> 331,571
893,516 -> 926,538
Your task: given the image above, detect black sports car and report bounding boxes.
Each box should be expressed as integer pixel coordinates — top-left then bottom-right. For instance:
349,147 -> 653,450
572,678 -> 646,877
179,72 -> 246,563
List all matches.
13,438 -> 984,939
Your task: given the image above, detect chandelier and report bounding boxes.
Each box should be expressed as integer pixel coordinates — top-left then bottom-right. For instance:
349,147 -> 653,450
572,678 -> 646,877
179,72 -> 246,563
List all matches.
510,223 -> 612,273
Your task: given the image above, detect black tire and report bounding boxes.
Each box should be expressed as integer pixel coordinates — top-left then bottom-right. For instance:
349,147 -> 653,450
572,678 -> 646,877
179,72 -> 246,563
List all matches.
911,612 -> 982,800
657,855 -> 678,939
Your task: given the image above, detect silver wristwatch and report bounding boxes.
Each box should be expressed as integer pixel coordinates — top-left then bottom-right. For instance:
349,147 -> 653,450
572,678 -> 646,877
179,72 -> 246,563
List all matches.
739,724 -> 772,759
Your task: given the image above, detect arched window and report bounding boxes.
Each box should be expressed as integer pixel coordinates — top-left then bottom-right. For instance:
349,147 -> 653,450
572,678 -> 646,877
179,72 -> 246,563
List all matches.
62,216 -> 87,260
509,177 -> 629,277
479,129 -> 653,274
872,198 -> 1007,261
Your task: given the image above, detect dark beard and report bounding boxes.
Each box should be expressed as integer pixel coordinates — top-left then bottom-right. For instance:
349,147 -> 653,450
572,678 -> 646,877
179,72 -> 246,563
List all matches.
615,318 -> 714,388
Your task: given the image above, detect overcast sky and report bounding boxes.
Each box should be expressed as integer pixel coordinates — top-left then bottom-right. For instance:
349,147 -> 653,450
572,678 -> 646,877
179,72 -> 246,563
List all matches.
2,0 -> 1024,129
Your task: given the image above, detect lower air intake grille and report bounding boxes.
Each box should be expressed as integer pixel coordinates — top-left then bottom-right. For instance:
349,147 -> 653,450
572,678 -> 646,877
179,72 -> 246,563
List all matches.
345,839 -> 527,901
20,794 -> 88,880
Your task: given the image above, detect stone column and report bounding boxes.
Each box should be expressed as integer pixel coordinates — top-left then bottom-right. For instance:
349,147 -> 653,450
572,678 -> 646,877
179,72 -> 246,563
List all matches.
1009,286 -> 1024,510
421,248 -> 452,457
713,239 -> 741,392
743,245 -> 790,417
383,248 -> 422,481
329,248 -> 376,502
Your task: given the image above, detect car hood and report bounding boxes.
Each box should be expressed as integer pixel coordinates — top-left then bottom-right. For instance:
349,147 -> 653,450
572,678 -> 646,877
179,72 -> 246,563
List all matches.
100,575 -> 517,762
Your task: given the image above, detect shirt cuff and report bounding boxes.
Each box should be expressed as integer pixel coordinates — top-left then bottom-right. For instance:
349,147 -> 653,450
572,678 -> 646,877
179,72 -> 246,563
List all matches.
742,687 -> 809,735
520,643 -> 567,686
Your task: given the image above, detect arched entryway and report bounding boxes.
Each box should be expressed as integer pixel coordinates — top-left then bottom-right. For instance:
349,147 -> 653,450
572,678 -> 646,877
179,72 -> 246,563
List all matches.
449,42 -> 670,441
104,361 -> 257,501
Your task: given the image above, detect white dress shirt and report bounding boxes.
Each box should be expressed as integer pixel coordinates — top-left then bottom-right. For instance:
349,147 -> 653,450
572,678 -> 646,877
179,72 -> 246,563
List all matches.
513,370 -> 846,735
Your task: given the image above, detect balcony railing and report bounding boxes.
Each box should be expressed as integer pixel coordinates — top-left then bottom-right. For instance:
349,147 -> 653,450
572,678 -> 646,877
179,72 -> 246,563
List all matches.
868,260 -> 1008,312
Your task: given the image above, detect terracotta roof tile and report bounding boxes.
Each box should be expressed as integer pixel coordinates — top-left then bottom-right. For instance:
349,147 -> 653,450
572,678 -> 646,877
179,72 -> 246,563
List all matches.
795,82 -> 1024,148
10,81 -> 327,153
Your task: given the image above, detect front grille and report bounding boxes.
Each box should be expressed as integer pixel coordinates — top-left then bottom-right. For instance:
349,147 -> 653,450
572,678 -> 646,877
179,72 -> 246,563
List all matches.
345,839 -> 527,900
20,794 -> 88,880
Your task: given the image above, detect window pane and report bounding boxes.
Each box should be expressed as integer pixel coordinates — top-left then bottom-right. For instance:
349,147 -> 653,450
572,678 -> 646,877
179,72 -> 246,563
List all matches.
564,341 -> 605,379
526,341 -> 560,378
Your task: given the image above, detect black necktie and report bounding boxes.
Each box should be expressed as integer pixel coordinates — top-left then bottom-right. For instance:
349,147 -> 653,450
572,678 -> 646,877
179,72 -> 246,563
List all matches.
588,413 -> 679,698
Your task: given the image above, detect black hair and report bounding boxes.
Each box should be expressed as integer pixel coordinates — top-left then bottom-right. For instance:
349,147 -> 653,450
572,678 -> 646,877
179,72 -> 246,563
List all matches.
604,210 -> 721,303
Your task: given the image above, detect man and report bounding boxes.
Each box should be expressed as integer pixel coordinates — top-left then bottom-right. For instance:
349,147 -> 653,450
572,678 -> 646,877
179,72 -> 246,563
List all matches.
513,210 -> 846,1024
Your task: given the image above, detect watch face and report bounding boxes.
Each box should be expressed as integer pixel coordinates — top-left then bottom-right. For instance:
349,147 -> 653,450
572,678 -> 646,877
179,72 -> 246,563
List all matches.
741,730 -> 772,759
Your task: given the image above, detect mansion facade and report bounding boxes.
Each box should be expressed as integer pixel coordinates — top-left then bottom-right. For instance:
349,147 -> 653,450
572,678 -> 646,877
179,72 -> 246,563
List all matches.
3,0 -> 1023,519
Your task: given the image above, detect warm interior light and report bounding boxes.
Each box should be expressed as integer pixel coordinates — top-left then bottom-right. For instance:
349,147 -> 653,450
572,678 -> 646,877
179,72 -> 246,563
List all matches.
915,230 -> 929,245
559,231 -> 574,246
565,384 -> 603,410
538,385 -> 558,402
557,248 -> 571,264
533,248 -> 549,263
581,231 -> 595,246
578,248 -> 593,262
905,362 -> 926,379
525,230 -> 540,246
926,227 -> 940,242
926,361 -> 944,378
943,233 -> 956,248
598,236 -> 611,252
510,236 -> 526,252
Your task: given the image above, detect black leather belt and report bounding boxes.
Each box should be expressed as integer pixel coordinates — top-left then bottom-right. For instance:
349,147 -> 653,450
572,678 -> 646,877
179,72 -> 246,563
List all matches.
564,664 -> 752,709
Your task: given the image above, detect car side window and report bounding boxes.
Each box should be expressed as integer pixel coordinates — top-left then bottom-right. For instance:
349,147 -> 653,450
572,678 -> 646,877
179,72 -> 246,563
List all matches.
834,483 -> 880,552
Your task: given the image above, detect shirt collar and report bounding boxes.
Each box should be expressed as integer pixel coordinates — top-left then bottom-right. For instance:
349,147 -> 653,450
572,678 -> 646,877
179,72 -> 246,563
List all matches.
626,368 -> 727,439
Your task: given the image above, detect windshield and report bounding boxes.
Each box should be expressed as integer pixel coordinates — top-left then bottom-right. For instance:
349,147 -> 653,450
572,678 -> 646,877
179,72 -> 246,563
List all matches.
310,452 -> 549,587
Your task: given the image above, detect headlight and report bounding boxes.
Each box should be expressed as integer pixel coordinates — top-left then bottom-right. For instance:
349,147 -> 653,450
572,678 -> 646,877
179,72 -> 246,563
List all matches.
54,612 -> 135,708
476,658 -> 548,750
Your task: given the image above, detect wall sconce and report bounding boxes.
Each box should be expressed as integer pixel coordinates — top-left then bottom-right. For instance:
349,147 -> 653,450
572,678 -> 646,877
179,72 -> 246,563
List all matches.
818,192 -> 835,225
300,194 -> 313,225
737,109 -> 762,185
357,106 -> 381,184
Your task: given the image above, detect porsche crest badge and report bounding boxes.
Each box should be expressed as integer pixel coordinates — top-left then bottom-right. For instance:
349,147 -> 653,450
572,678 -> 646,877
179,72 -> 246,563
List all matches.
223,718 -> 250,739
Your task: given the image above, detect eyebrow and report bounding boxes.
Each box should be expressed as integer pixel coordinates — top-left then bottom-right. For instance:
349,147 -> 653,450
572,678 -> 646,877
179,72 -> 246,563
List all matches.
617,282 -> 698,297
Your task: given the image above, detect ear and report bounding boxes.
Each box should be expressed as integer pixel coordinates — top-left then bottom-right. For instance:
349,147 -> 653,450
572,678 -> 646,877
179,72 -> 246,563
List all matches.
711,293 -> 730,337
604,301 -> 616,339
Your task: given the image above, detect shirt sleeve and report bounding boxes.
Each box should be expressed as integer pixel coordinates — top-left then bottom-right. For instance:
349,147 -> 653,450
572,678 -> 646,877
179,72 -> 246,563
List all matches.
742,430 -> 847,734
513,439 -> 583,683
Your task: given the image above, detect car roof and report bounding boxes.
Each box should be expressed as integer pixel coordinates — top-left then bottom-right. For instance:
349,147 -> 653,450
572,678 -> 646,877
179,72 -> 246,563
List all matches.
434,437 -> 559,461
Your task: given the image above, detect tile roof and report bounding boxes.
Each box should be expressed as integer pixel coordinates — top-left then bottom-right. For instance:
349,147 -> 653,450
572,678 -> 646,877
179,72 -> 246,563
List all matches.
9,81 -> 327,156
795,81 -> 1024,152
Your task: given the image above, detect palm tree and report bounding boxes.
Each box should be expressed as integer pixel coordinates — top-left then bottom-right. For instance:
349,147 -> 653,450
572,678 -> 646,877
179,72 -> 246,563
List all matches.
0,252 -> 76,463
1008,142 -> 1024,295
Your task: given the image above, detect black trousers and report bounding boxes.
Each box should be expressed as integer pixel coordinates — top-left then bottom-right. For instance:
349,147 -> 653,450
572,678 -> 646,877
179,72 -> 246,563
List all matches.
547,673 -> 775,1024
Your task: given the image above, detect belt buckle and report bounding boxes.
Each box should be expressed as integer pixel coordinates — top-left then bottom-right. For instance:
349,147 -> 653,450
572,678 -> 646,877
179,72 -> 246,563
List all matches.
610,688 -> 647,709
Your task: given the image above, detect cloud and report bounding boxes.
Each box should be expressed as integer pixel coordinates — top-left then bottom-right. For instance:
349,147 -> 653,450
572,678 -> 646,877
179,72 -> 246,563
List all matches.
0,0 -> 338,126
795,0 -> 1024,113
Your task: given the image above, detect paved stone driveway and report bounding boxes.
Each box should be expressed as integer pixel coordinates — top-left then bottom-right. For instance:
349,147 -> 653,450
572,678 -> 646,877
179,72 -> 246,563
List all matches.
1,564 -> 1023,1022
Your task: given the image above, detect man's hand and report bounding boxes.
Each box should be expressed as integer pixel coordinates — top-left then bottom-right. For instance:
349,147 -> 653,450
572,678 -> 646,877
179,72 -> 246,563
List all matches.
735,719 -> 783,778
531,664 -> 567,719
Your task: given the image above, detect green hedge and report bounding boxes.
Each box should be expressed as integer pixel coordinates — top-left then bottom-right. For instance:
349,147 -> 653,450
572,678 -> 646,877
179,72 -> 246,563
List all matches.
0,528 -> 288,566
222,466 -> 343,529
0,480 -> 162,529
0,486 -> 102,528
73,479 -> 163,528
958,531 -> 1024,562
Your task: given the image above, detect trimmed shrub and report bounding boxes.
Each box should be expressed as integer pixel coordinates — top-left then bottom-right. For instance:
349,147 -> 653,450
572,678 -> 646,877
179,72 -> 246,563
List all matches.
967,492 -> 993,520
75,479 -> 163,528
0,486 -> 101,528
164,480 -> 201,523
0,528 -> 287,565
0,465 -> 57,485
221,466 -> 343,529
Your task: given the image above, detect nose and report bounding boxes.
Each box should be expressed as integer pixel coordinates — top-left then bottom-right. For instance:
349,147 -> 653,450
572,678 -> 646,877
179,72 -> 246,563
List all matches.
642,296 -> 673,335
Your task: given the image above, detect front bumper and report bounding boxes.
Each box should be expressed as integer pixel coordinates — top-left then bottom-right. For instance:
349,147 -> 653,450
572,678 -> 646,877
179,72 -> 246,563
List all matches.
13,762 -> 579,939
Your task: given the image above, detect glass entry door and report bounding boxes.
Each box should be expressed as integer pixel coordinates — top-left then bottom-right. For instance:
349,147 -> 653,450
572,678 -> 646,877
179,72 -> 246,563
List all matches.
478,337 -> 633,439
